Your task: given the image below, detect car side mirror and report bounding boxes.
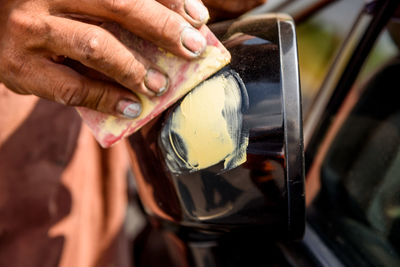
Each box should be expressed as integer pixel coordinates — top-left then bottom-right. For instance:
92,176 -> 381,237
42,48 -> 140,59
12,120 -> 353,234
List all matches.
127,13 -> 305,241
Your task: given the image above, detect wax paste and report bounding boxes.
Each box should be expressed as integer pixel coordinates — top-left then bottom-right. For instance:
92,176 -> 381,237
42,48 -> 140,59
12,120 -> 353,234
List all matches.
161,70 -> 249,173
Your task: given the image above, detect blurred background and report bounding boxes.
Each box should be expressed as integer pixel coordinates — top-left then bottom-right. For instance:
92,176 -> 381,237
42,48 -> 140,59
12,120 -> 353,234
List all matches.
251,0 -> 398,114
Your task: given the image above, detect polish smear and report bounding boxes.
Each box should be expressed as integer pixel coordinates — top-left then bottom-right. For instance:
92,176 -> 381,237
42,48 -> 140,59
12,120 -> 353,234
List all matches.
161,71 -> 249,173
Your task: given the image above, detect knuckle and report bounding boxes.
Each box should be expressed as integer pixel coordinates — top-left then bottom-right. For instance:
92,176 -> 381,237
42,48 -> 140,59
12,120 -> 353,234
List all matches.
8,11 -> 30,31
120,58 -> 145,86
55,79 -> 88,106
160,15 -> 173,35
4,53 -> 29,77
78,29 -> 107,62
8,12 -> 50,45
9,59 -> 26,77
157,14 -> 181,46
92,87 -> 109,111
100,0 -> 133,16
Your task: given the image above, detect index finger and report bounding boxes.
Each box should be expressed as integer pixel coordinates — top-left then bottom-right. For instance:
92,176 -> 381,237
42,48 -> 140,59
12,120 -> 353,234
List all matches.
157,0 -> 210,27
57,0 -> 207,59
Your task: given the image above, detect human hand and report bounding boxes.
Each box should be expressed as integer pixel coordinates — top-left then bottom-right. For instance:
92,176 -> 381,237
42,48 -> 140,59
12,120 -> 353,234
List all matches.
0,0 -> 210,118
203,0 -> 267,21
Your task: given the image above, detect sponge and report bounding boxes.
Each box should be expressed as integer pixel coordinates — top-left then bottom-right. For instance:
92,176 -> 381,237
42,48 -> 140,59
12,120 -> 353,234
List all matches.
77,23 -> 231,148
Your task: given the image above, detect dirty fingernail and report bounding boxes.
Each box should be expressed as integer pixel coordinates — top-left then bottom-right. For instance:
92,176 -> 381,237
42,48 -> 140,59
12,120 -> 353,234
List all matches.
181,26 -> 206,57
145,68 -> 169,96
117,99 -> 142,118
184,0 -> 209,24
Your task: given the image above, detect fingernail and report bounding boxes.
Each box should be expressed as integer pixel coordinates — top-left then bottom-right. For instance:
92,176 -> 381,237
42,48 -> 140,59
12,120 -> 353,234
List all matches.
144,68 -> 169,96
184,0 -> 209,24
181,26 -> 207,57
117,99 -> 142,119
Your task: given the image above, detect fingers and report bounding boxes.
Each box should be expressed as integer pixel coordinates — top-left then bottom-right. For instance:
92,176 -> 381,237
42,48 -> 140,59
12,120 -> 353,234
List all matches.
156,0 -> 209,27
46,16 -> 168,97
55,0 -> 207,59
16,57 -> 143,118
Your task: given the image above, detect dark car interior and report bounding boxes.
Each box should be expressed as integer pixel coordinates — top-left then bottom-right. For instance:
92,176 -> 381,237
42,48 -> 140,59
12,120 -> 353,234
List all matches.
310,56 -> 400,266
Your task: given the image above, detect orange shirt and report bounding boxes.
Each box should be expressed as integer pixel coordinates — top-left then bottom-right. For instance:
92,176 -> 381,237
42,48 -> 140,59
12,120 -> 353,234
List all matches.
0,83 -> 130,267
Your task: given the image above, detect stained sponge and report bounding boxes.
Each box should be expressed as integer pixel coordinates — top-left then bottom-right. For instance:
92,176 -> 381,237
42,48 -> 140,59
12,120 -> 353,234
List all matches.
77,23 -> 231,148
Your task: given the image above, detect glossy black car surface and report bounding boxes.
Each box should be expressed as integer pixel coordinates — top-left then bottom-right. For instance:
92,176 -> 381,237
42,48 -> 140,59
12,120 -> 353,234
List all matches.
127,1 -> 400,266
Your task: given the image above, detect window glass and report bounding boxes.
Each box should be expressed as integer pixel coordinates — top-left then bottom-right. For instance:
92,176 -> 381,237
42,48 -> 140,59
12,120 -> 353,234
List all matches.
296,0 -> 364,111
307,15 -> 400,267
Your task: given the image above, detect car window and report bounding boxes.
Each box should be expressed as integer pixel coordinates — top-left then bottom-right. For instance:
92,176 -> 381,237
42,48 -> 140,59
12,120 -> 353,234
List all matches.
297,0 -> 364,113
306,15 -> 400,267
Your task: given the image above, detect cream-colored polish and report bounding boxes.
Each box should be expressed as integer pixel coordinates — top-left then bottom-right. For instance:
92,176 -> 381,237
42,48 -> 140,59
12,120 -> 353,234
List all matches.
163,73 -> 248,172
